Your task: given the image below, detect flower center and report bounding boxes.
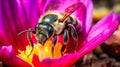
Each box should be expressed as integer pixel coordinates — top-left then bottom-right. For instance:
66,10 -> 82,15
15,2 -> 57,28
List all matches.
17,40 -> 62,65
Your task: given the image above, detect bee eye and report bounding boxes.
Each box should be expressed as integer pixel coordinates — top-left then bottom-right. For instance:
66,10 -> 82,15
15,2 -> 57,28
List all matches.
42,14 -> 57,23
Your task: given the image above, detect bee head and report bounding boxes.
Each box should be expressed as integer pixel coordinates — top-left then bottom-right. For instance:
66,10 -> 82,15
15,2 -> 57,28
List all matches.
35,23 -> 54,45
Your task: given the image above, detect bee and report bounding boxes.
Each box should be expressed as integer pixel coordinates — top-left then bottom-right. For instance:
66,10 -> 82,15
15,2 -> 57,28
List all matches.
18,3 -> 81,57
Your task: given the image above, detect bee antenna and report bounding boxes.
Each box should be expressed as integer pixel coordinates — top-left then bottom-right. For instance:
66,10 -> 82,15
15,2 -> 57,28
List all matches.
18,30 -> 34,36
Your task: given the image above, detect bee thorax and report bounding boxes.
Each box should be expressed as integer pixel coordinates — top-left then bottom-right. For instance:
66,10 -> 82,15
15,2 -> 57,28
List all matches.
54,23 -> 65,34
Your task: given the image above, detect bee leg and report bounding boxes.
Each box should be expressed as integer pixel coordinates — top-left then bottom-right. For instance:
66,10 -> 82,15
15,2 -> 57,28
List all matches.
27,28 -> 35,57
68,24 -> 78,52
61,29 -> 69,56
18,28 -> 35,56
52,34 -> 57,58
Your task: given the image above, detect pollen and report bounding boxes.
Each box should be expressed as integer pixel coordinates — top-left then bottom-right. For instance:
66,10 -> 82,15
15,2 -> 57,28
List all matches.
17,40 -> 62,65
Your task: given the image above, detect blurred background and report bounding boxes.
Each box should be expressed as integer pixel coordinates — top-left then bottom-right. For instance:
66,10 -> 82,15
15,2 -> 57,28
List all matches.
76,0 -> 120,67
93,0 -> 120,21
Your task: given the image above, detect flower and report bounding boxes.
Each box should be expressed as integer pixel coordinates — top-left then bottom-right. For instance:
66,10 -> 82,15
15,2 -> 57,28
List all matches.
0,0 -> 118,67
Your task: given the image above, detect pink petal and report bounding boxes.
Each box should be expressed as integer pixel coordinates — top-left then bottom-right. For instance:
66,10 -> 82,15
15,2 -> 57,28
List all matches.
44,0 -> 79,12
76,0 -> 93,34
78,12 -> 118,55
75,0 -> 93,46
0,0 -> 30,52
118,14 -> 120,22
39,54 -> 78,67
19,0 -> 48,28
0,0 -> 53,52
32,55 -> 40,67
0,45 -> 32,67
0,35 -> 9,46
56,0 -> 80,13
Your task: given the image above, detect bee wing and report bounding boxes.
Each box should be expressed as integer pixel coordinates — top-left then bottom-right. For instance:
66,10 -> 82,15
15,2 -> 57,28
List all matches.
60,2 -> 81,22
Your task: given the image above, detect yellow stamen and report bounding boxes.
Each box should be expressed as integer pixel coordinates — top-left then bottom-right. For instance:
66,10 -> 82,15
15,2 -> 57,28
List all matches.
17,40 -> 62,65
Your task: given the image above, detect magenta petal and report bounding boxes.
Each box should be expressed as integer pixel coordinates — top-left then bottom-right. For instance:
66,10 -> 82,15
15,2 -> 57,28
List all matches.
51,54 -> 79,67
76,0 -> 93,33
33,54 -> 79,67
118,14 -> 120,22
75,0 -> 93,46
78,12 -> 118,55
32,55 -> 40,67
0,35 -> 9,46
44,0 -> 79,12
56,0 -> 79,13
0,0 -> 51,52
0,45 -> 32,67
19,0 -> 46,28
0,0 -> 31,51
